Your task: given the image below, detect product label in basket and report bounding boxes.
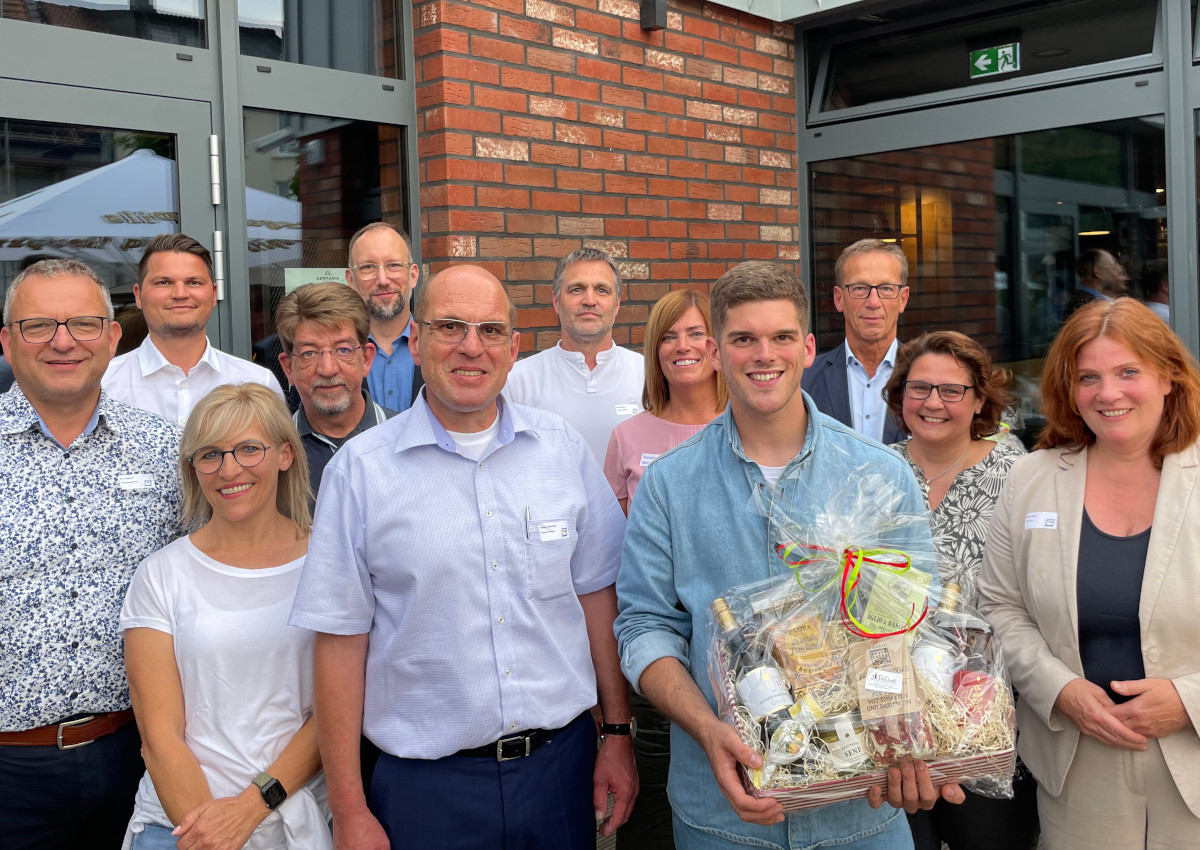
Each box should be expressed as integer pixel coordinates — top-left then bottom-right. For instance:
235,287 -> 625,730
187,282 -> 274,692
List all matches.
865,668 -> 904,694
736,667 -> 794,719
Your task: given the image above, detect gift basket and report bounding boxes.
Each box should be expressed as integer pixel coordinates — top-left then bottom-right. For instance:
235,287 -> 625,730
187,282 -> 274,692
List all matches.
706,458 -> 1016,811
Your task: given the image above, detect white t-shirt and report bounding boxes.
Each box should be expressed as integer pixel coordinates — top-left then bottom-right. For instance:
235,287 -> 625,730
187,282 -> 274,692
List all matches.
119,537 -> 330,850
505,341 -> 644,463
104,336 -> 285,425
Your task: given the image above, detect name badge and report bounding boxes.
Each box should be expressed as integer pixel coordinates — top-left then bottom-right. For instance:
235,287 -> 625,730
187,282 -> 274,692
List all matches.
1024,511 -> 1057,530
117,472 -> 155,491
527,520 -> 569,542
615,404 -> 640,416
640,453 -> 659,467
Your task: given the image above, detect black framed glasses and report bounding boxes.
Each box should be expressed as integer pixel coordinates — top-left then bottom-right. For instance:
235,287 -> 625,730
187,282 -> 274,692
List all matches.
288,345 -> 363,367
188,440 -> 276,474
416,318 -> 513,346
351,261 -> 413,280
903,381 -> 974,403
11,316 -> 109,344
839,283 -> 905,300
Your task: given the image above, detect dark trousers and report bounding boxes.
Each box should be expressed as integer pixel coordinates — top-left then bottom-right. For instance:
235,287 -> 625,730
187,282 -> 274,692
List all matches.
0,719 -> 143,850
616,693 -> 675,850
907,764 -> 1039,850
369,712 -> 596,850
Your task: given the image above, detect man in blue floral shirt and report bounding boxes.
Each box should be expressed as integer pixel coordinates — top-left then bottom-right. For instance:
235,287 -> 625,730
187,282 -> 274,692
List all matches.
0,259 -> 184,849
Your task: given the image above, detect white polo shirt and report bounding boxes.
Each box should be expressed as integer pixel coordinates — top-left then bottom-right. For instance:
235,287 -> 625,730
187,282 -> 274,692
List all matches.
103,335 -> 284,424
505,341 -> 644,463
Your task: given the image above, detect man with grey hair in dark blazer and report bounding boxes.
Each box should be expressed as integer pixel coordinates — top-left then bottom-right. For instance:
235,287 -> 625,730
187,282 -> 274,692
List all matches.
802,238 -> 909,444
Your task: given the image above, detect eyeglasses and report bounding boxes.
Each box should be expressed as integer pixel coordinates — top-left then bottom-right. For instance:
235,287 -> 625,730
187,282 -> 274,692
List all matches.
416,319 -> 513,346
839,283 -> 905,300
288,345 -> 363,367
903,381 -> 974,403
188,440 -> 276,474
11,316 -> 109,344
351,261 -> 412,280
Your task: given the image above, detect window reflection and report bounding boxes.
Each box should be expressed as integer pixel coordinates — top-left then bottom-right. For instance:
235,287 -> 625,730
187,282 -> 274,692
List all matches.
243,107 -> 408,388
2,0 -> 205,47
239,0 -> 402,78
811,117 -> 1166,445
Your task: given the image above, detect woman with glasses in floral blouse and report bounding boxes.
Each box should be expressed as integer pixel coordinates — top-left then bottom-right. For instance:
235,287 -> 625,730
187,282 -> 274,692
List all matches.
119,383 -> 331,850
883,331 -> 1037,850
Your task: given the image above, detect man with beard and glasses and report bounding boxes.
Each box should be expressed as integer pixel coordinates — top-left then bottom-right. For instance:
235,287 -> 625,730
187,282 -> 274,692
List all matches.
103,233 -> 284,422
506,248 -> 644,463
345,222 -> 424,413
276,282 -> 396,495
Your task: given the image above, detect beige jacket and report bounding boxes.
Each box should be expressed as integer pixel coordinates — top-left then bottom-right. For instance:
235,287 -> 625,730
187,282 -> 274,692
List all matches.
978,444 -> 1200,814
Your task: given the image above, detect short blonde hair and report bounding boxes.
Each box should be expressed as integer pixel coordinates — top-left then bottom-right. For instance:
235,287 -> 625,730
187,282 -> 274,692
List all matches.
642,290 -> 727,416
179,383 -> 312,532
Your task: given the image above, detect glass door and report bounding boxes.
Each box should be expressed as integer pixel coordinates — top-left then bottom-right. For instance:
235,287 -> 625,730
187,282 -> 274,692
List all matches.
0,78 -> 214,353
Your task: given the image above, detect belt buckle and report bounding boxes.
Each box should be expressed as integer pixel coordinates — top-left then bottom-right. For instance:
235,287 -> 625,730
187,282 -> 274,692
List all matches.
57,715 -> 96,751
496,734 -> 531,762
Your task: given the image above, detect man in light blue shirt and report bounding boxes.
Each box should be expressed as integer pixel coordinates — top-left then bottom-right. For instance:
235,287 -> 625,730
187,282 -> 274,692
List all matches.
802,239 -> 909,444
615,260 -> 960,850
290,264 -> 636,849
345,222 -> 422,411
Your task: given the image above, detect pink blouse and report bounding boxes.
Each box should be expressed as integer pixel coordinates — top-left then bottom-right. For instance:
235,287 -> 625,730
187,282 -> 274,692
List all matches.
603,411 -> 714,504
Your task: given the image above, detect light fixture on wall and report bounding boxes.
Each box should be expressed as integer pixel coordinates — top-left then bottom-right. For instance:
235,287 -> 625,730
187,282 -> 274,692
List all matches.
640,0 -> 665,30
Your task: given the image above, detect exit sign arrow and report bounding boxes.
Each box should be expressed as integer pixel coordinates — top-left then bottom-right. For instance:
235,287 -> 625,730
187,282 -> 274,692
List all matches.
970,43 -> 1020,79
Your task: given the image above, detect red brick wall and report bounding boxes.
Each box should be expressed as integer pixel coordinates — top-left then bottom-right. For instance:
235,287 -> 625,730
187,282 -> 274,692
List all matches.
412,0 -> 799,352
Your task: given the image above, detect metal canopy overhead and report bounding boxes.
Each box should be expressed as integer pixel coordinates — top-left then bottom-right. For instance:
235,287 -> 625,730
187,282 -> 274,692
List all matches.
704,0 -> 875,24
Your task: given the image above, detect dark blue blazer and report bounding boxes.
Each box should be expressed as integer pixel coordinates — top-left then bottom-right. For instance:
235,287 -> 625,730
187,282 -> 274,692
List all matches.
801,340 -> 905,445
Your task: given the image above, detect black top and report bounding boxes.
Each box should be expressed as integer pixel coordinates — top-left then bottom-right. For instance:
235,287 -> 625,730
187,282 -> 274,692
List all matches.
1077,508 -> 1148,703
296,390 -> 396,496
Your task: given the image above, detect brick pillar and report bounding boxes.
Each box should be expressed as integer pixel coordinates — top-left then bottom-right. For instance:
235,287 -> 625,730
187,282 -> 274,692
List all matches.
413,0 -> 800,352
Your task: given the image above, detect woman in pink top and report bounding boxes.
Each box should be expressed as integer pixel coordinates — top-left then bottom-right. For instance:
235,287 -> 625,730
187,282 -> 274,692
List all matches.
604,290 -> 727,516
605,290 -> 726,850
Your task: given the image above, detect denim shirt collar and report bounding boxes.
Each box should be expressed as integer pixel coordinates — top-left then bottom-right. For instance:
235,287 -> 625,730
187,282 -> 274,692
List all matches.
718,389 -> 823,470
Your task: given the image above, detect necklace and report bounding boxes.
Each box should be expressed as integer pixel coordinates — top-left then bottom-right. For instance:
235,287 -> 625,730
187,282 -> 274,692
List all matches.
917,442 -> 971,496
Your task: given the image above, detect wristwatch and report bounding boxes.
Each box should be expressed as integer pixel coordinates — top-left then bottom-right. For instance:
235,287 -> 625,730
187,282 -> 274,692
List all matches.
601,717 -> 638,739
252,772 -> 288,810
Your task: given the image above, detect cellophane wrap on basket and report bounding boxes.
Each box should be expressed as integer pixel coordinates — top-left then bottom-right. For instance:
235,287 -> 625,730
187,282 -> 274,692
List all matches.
705,453 -> 1016,810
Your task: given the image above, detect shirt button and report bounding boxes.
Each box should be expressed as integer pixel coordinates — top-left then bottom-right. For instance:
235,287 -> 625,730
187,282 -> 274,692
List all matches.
70,591 -> 79,599
62,452 -> 70,459
865,414 -> 871,420
69,543 -> 78,551
69,692 -> 78,700
65,496 -> 74,503
492,562 -> 498,571
504,669 -> 511,677
497,615 -> 504,624
485,510 -> 493,517
510,722 -> 517,729
71,641 -> 79,650
1147,648 -> 1161,663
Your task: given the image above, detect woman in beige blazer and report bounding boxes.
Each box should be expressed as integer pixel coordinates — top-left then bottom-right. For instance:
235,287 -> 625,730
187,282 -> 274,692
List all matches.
979,298 -> 1200,849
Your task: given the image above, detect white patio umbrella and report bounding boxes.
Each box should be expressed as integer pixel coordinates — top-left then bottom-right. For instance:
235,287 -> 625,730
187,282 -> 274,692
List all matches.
0,149 -> 301,266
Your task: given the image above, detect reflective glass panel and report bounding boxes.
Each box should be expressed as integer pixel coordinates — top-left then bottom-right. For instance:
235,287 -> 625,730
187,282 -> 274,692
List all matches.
810,116 -> 1166,446
242,107 -> 408,387
2,0 -> 205,47
239,0 -> 402,78
814,0 -> 1158,113
0,117 -> 178,340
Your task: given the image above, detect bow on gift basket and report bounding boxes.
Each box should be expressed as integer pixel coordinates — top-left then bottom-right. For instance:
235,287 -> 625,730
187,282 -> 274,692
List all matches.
705,452 -> 1017,811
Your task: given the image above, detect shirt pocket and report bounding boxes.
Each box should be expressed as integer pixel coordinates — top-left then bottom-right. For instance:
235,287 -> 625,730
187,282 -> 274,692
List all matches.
523,516 -> 578,602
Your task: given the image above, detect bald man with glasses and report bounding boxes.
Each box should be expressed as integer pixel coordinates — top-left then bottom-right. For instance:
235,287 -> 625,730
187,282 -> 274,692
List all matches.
802,238 -> 910,444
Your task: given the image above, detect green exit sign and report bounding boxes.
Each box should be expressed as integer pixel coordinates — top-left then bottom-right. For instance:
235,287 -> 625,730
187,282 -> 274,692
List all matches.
970,43 -> 1020,79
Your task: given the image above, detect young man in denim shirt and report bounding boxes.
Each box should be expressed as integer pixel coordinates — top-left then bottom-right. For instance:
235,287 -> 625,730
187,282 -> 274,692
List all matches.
615,261 -> 963,849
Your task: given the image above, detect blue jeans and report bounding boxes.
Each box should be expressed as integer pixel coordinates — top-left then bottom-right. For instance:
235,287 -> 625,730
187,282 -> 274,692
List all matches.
672,807 -> 913,850
129,823 -> 178,850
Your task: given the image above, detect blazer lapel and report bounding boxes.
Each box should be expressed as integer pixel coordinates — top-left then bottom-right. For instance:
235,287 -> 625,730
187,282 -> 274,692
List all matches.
1140,444 -> 1198,636
1055,449 -> 1086,657
822,343 -> 853,427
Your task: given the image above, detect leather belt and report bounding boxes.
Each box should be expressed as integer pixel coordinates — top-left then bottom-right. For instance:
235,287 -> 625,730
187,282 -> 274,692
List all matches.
454,724 -> 563,762
0,709 -> 135,750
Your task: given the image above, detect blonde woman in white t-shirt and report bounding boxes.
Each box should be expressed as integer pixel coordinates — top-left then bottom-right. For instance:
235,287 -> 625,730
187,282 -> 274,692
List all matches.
120,383 -> 331,850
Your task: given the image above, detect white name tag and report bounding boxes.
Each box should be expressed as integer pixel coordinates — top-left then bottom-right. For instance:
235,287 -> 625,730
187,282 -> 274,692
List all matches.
865,667 -> 904,694
615,404 -> 640,416
117,472 -> 155,491
527,520 -> 569,542
640,453 -> 659,467
1024,511 -> 1058,530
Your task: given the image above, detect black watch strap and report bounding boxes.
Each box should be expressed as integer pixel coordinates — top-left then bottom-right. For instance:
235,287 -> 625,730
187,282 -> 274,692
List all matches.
601,718 -> 636,737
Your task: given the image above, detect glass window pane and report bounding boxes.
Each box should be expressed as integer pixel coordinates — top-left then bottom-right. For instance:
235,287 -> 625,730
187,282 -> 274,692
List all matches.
243,107 -> 408,388
815,0 -> 1158,113
2,1 -> 205,47
0,117 -> 178,351
239,0 -> 402,79
810,116 -> 1166,446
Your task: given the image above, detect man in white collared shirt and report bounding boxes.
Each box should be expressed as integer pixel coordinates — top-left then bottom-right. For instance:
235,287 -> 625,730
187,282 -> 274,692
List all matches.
103,234 -> 283,423
505,248 -> 644,462
802,238 -> 909,444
